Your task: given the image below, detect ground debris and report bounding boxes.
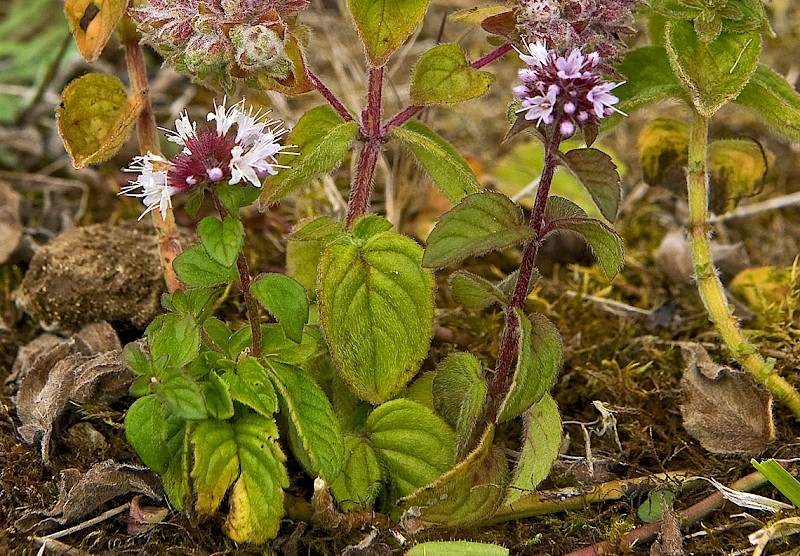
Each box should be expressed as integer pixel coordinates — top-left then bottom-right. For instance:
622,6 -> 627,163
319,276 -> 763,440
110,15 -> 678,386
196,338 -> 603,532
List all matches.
679,344 -> 774,456
9,322 -> 134,463
14,460 -> 163,534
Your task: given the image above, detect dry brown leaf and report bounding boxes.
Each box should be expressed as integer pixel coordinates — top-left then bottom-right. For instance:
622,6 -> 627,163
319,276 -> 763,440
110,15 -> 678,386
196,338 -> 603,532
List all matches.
650,504 -> 684,556
679,344 -> 773,456
12,323 -> 134,463
0,181 -> 23,264
14,460 -> 163,534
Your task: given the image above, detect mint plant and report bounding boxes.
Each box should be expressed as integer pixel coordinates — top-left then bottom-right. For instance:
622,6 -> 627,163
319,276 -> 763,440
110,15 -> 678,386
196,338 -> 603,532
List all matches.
616,0 -> 800,419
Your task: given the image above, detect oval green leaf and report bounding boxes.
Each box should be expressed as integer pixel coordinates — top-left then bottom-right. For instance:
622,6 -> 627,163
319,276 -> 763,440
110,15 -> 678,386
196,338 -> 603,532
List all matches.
735,64 -> 800,142
287,216 -> 347,299
197,216 -> 244,268
367,399 -> 456,498
449,270 -> 509,311
173,245 -> 237,288
561,148 -> 622,222
319,229 -> 435,404
262,105 -> 358,205
250,273 -> 309,344
329,434 -> 384,512
409,44 -> 495,106
433,352 -> 487,459
423,192 -> 534,269
57,74 -> 143,168
407,541 -> 509,556
347,0 -> 429,65
391,120 -> 482,204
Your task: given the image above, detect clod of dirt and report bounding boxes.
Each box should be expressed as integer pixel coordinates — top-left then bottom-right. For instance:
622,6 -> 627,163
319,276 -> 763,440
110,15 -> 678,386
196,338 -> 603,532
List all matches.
11,322 -> 134,463
14,460 -> 164,534
13,223 -> 165,332
0,181 -> 23,264
679,344 -> 773,456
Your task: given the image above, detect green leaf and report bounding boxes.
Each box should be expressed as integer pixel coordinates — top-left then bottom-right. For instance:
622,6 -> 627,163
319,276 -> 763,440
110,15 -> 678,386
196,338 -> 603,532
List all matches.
504,394 -> 561,504
543,197 -> 624,281
250,273 -> 309,343
266,361 -> 345,482
433,353 -> 487,460
638,118 -> 690,186
319,229 -> 435,403
367,399 -> 456,497
56,74 -> 143,168
124,395 -> 172,474
165,288 -> 219,321
287,216 -> 346,299
261,324 -> 324,367
161,418 -> 190,510
203,318 -> 233,358
215,182 -> 260,215
613,47 -> 685,115
222,357 -> 278,417
638,490 -> 676,523
497,310 -> 562,423
561,148 -> 622,222
352,214 -> 394,241
203,372 -> 234,420
735,64 -> 800,142
409,44 -> 495,105
173,245 -> 237,288
399,425 -> 508,530
123,342 -> 151,376
423,192 -> 534,269
449,270 -> 509,311
191,415 -> 288,543
752,459 -> 800,508
152,368 -> 208,421
347,0 -> 429,65
329,435 -> 384,512
665,20 -> 761,117
391,120 -> 482,204
197,216 -> 244,268
406,541 -> 509,556
149,313 -> 201,369
262,105 -> 358,205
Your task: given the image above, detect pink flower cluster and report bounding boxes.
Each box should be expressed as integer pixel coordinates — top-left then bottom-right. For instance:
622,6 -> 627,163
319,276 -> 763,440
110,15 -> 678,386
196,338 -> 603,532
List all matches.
513,41 -> 624,137
517,0 -> 637,59
122,99 -> 294,219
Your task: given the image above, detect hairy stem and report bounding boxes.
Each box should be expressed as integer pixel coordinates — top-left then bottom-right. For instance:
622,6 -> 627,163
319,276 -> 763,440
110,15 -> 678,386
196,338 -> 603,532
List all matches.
488,127 -> 563,421
211,194 -> 262,358
307,69 -> 356,124
687,110 -> 800,419
382,41 -> 513,132
345,65 -> 384,229
119,17 -> 183,294
563,469 -> 770,556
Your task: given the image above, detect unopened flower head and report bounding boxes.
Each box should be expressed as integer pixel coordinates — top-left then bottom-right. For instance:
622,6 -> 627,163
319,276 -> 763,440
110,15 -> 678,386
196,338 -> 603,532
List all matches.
514,40 -> 625,137
122,99 -> 294,219
517,0 -> 637,59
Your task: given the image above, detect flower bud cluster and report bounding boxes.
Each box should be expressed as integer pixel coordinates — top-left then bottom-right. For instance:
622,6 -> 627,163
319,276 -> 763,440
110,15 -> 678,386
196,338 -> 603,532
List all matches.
122,99 -> 294,219
131,0 -> 309,90
513,41 -> 624,138
517,0 -> 637,59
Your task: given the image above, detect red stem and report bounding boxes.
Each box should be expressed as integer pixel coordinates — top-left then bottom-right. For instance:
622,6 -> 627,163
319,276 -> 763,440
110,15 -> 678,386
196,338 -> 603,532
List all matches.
307,69 -> 356,125
382,41 -> 513,132
487,125 -> 563,421
345,65 -> 384,229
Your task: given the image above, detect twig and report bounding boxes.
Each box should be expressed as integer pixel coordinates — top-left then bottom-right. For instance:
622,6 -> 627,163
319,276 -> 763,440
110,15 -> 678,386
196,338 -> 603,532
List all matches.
33,537 -> 89,556
564,469 -> 770,556
42,502 -> 131,541
709,191 -> 800,224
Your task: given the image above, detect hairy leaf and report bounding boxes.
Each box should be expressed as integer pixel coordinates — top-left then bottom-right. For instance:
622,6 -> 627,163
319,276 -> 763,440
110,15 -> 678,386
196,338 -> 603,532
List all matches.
409,44 -> 494,105
287,216 -> 346,299
202,372 -> 234,420
124,395 -> 173,475
347,0 -> 429,65
497,310 -> 561,423
665,20 -> 761,117
638,118 -> 690,186
267,361 -> 344,482
173,245 -> 237,288
319,229 -> 435,403
407,541 -> 509,556
735,64 -> 800,142
708,139 -> 769,213
57,74 -> 143,168
544,197 -> 624,281
222,357 -> 278,418
433,352 -> 486,459
400,425 -> 508,531
152,368 -> 207,421
262,105 -> 358,204
64,0 -> 126,62
505,394 -> 561,504
367,399 -> 455,497
423,192 -> 534,269
391,120 -> 482,204
449,270 -> 509,310
149,313 -> 200,369
613,46 -> 685,115
250,273 -> 309,343
561,148 -> 622,222
329,435 -> 384,512
197,216 -> 244,268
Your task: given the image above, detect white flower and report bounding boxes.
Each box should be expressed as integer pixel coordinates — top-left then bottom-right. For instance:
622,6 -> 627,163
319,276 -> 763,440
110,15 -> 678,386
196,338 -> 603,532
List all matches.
167,111 -> 197,149
519,40 -> 550,68
518,84 -> 559,125
207,97 -> 239,136
555,49 -> 585,79
121,153 -> 176,220
586,81 -> 624,118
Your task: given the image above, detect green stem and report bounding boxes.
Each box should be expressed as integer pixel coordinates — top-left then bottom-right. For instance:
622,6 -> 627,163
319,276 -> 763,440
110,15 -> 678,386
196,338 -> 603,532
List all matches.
119,16 -> 184,294
687,110 -> 800,419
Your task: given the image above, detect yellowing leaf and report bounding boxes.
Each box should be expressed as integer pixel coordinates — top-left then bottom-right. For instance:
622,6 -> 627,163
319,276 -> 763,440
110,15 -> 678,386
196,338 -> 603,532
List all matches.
57,74 -> 143,168
64,0 -> 127,62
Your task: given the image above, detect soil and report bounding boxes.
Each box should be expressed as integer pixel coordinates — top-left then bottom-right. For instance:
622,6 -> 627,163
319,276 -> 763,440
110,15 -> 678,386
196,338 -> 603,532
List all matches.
1,1 -> 800,555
